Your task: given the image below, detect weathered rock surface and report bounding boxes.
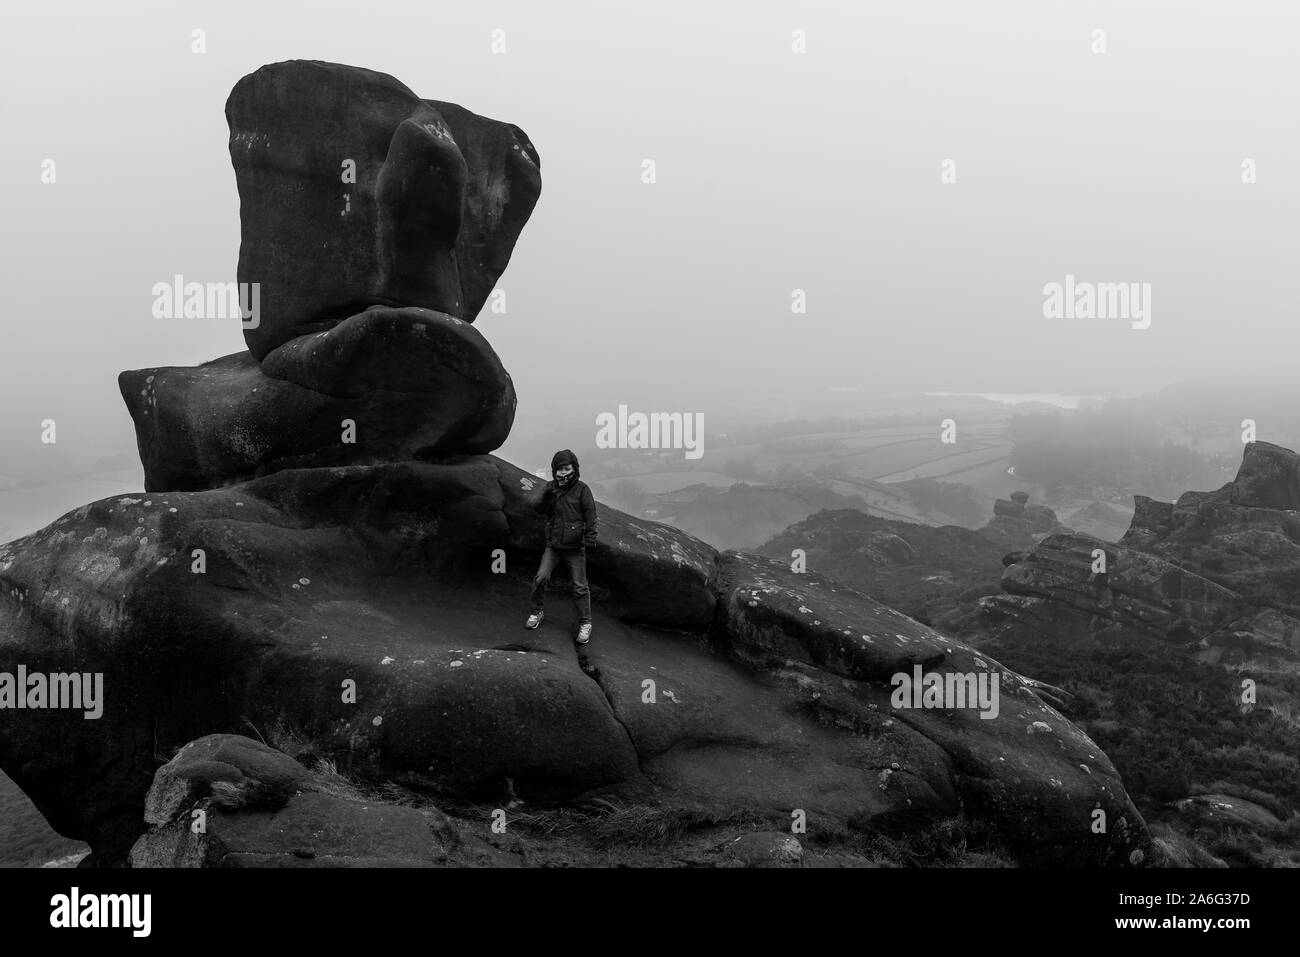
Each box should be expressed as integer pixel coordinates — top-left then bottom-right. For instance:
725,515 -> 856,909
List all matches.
142,734 -> 313,826
130,734 -> 452,867
121,308 -> 516,491
228,60 -> 540,360
975,532 -> 1239,646
710,553 -> 1143,863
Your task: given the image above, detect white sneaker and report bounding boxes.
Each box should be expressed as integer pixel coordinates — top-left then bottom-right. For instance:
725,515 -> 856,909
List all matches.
576,622 -> 592,644
525,611 -> 544,629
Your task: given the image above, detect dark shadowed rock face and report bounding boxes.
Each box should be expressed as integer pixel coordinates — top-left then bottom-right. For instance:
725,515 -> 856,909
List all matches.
119,307 -> 516,492
227,60 -> 540,361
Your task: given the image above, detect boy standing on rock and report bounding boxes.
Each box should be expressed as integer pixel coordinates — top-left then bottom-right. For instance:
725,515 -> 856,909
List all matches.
526,449 -> 598,643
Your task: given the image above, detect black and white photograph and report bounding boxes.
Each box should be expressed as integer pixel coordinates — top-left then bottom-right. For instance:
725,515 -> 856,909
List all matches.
0,0 -> 1293,938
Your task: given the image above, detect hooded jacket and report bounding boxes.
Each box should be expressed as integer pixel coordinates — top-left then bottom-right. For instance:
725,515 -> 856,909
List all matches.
535,449 -> 598,550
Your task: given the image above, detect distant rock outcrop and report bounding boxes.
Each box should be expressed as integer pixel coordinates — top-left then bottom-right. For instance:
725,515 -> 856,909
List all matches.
980,492 -> 1064,550
0,60 -> 1148,869
759,509 -> 1005,626
966,443 -> 1300,673
1123,442 -> 1300,617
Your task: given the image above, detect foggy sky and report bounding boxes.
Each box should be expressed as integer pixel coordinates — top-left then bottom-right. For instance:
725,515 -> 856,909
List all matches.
3,0 -> 1297,474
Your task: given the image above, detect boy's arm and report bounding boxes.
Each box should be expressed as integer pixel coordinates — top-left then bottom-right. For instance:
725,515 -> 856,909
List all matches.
581,485 -> 598,548
533,482 -> 556,515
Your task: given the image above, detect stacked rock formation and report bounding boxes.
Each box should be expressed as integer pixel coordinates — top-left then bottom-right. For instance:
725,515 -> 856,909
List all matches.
0,61 -> 1148,867
123,61 -> 539,491
979,490 -> 1065,550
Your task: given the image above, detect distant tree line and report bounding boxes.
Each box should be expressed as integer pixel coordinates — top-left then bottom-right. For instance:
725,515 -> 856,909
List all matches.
897,478 -> 986,525
1009,410 -> 1231,499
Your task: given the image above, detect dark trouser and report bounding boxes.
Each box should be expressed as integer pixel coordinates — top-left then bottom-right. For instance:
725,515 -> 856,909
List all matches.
530,546 -> 591,622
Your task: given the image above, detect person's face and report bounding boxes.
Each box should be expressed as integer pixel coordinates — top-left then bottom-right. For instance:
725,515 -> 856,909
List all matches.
555,464 -> 575,481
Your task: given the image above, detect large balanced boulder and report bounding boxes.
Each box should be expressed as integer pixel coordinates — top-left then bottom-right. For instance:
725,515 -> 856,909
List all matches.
227,60 -> 541,360
120,307 -> 516,491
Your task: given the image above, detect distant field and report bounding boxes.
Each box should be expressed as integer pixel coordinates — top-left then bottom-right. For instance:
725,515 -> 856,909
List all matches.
584,421 -> 1019,530
874,442 -> 1013,483
837,438 -> 957,479
589,471 -> 741,495
938,456 -> 1028,500
0,471 -> 143,543
713,427 -> 1006,481
824,479 -> 943,526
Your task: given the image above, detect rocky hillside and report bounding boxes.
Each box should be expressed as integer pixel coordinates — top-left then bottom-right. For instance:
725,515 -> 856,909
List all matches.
957,441 -> 1300,676
757,490 -> 1063,625
0,60 -> 1147,868
811,441 -> 1300,866
762,443 -> 1300,677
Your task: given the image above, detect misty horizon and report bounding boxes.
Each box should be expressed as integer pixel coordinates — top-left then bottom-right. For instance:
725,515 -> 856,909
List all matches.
5,0 -> 1299,486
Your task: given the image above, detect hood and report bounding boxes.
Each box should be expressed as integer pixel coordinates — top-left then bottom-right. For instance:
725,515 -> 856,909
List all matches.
551,448 -> 580,485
